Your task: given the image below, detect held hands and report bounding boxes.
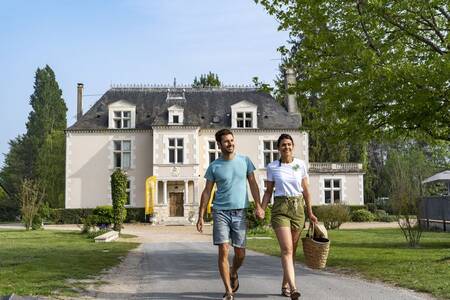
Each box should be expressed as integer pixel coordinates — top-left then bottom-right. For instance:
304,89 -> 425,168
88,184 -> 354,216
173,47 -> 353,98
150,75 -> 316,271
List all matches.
255,206 -> 265,220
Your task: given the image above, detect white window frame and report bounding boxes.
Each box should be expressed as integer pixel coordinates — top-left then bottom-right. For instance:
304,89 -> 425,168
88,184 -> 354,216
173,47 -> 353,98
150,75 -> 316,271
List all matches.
168,105 -> 184,125
324,178 -> 341,204
230,100 -> 258,129
113,110 -> 131,129
263,140 -> 279,167
113,140 -> 132,169
208,140 -> 221,163
108,100 -> 136,129
168,138 -> 184,164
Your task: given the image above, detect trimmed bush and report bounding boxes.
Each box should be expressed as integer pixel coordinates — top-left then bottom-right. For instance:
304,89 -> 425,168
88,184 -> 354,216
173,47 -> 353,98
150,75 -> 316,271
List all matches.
367,203 -> 377,213
247,201 -> 271,229
315,204 -> 350,229
93,205 -> 114,226
374,210 -> 398,222
351,209 -> 375,222
125,208 -> 145,223
111,169 -> 127,232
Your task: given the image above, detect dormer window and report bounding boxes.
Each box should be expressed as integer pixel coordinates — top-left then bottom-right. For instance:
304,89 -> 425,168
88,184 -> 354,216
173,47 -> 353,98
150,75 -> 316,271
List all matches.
231,100 -> 258,129
168,105 -> 184,125
108,100 -> 136,129
237,112 -> 253,128
113,111 -> 131,128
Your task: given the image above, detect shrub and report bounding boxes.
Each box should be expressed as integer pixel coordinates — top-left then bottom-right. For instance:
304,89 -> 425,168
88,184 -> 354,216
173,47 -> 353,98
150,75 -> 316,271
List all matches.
125,208 -> 145,223
315,204 -> 350,229
87,228 -> 110,239
374,210 -> 398,222
351,209 -> 375,222
367,203 -> 377,213
81,214 -> 98,233
20,179 -> 45,230
111,169 -> 128,232
93,205 -> 114,226
247,201 -> 271,229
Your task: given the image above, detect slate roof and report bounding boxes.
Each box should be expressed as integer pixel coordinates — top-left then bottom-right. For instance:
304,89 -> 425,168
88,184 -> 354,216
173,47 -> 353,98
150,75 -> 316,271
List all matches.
67,87 -> 300,131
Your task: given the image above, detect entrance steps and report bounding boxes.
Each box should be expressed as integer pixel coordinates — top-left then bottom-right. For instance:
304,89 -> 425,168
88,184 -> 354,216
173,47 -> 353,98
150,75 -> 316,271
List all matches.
164,217 -> 193,226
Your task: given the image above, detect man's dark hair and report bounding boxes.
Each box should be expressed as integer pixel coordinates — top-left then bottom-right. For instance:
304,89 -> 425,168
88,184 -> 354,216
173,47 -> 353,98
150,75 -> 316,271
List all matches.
215,129 -> 234,144
277,133 -> 294,147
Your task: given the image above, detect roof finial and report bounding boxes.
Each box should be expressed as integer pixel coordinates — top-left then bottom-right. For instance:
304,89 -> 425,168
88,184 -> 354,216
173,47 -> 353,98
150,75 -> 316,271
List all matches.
173,77 -> 177,88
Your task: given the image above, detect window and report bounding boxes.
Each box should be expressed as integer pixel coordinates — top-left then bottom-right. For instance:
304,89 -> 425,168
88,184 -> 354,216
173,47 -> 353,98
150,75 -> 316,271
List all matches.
324,179 -> 341,204
114,140 -> 131,169
113,111 -> 131,129
125,180 -> 131,205
208,140 -> 221,163
168,138 -> 184,164
263,140 -> 279,166
236,112 -> 253,128
173,115 -> 179,124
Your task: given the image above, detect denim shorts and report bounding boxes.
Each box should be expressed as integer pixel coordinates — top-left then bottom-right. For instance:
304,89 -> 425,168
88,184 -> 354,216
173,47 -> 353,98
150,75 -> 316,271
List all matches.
212,209 -> 247,248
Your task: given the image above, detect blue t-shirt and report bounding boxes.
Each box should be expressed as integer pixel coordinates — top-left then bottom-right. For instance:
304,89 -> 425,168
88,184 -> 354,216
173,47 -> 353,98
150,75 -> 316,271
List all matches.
204,154 -> 256,210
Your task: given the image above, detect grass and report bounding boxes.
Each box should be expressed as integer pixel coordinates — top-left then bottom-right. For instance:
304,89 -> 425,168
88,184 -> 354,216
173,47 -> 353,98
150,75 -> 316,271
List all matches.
247,228 -> 450,299
0,229 -> 139,296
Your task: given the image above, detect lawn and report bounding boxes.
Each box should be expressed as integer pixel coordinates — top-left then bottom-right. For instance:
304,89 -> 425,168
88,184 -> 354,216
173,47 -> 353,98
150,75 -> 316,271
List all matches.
0,229 -> 139,296
247,228 -> 450,299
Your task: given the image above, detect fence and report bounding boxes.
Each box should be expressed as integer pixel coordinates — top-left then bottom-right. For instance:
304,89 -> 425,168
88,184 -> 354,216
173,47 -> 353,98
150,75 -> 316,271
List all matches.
419,196 -> 450,232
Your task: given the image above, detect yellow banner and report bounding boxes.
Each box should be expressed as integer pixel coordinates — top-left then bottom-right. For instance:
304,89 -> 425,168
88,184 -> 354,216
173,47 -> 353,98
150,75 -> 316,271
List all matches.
145,176 -> 157,215
207,185 -> 216,214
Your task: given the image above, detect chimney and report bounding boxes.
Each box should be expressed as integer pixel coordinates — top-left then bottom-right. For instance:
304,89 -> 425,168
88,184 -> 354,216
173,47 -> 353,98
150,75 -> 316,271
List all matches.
77,83 -> 83,121
284,68 -> 299,115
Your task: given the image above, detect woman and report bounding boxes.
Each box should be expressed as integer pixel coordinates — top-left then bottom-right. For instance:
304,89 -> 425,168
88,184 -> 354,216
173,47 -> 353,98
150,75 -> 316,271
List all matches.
261,133 -> 318,299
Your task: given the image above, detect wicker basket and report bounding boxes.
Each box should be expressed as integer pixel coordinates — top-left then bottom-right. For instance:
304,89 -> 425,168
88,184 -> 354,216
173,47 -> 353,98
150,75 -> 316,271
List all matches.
302,223 -> 330,269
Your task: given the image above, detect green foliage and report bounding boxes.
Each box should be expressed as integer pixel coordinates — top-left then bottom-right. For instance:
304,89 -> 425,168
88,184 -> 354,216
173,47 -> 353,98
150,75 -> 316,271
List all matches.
351,209 -> 375,222
80,215 -> 97,234
385,146 -> 430,246
92,205 -> 114,226
314,204 -> 350,229
192,71 -> 221,88
0,65 -> 67,210
246,201 -> 272,229
111,169 -> 127,232
257,0 -> 449,141
86,228 -> 110,239
373,209 -> 398,222
20,179 -> 45,230
50,208 -> 93,224
125,207 -> 145,223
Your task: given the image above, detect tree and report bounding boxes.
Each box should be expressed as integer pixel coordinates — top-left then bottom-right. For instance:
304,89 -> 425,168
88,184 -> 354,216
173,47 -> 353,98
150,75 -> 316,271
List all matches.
111,169 -> 127,233
26,65 -> 67,179
385,146 -> 431,247
19,179 -> 45,230
257,0 -> 449,141
0,65 -> 67,209
192,72 -> 221,88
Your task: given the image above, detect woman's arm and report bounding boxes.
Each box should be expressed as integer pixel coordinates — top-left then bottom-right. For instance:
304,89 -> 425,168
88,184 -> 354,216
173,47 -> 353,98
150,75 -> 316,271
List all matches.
261,181 -> 274,211
302,177 -> 318,223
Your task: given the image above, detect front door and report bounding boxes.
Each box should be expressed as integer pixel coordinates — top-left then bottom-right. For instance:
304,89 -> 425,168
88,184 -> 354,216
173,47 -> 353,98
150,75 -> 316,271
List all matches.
169,192 -> 184,217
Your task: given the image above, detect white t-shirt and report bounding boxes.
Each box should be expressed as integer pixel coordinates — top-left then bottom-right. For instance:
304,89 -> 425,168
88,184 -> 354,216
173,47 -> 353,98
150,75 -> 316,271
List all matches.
266,158 -> 308,197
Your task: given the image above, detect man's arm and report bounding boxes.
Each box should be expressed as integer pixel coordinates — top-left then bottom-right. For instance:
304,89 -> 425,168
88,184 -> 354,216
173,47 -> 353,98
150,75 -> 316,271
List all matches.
196,180 -> 215,233
247,172 -> 264,219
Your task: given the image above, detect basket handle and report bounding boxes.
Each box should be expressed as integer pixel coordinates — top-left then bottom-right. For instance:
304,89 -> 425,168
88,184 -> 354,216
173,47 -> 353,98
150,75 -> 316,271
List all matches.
307,221 -> 315,238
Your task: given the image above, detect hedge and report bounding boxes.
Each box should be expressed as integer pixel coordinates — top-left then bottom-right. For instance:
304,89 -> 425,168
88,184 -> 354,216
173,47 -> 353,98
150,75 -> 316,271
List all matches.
50,207 -> 146,224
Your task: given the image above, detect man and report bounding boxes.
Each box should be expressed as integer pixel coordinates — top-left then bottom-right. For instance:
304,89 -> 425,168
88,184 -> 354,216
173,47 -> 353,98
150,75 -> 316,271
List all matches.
197,129 -> 264,300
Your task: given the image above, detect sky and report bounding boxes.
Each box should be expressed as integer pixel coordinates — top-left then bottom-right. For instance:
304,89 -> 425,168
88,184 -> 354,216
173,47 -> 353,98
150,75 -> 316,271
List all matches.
0,0 -> 289,167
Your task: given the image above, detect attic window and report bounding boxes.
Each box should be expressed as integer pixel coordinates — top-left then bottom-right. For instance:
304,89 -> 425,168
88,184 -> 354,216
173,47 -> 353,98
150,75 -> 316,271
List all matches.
236,112 -> 252,128
113,111 -> 131,129
168,105 -> 184,125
